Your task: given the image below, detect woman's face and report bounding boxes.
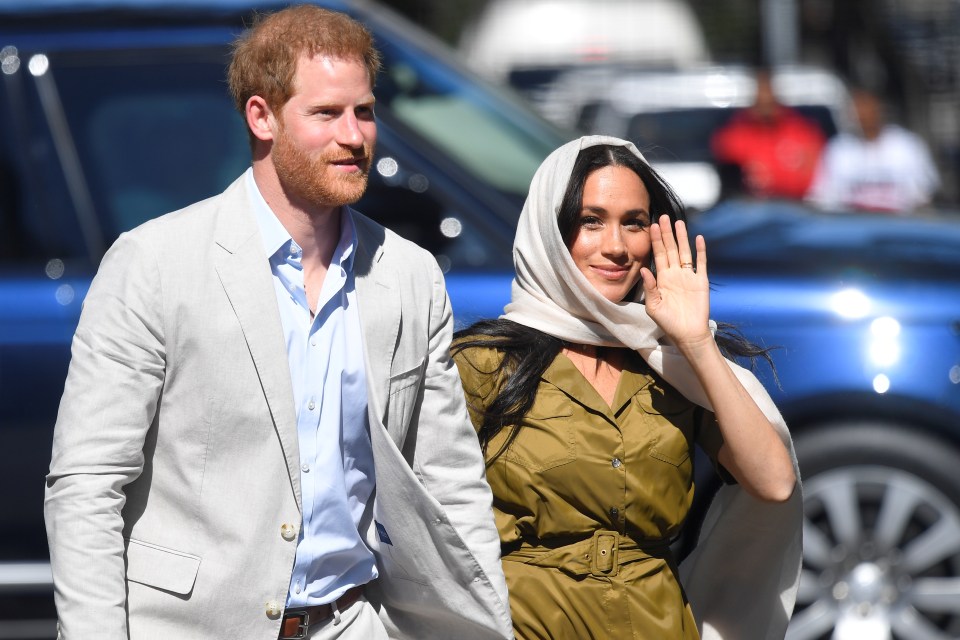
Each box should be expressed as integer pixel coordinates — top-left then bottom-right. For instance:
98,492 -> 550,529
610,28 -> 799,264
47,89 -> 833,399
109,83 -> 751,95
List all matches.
568,165 -> 652,303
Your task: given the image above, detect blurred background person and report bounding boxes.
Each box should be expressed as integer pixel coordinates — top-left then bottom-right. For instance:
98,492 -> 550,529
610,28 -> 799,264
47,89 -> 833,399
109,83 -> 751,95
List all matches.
807,87 -> 941,213
710,68 -> 826,200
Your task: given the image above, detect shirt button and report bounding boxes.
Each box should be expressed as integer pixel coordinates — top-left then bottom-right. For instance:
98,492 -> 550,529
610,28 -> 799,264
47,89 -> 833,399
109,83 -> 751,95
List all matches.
295,581 -> 302,594
301,463 -> 310,473
610,507 -> 619,518
611,458 -> 622,469
307,401 -> 316,411
280,523 -> 297,541
266,601 -> 282,617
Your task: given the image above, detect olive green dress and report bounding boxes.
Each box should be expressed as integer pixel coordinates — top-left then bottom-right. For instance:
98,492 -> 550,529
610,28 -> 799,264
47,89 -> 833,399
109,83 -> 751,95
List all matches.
454,345 -> 727,640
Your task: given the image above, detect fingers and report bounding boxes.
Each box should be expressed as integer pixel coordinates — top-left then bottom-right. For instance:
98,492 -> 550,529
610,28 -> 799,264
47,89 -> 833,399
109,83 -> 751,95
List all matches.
648,218 -> 667,271
640,265 -> 658,298
652,214 -> 695,270
696,233 -> 707,274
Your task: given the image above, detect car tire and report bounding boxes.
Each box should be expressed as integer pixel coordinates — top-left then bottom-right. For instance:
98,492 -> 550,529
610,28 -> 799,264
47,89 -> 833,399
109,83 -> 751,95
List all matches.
788,422 -> 960,640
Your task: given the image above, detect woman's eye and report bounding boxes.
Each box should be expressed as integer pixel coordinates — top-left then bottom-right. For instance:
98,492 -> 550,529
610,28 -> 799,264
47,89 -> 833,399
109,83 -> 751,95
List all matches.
624,217 -> 649,229
579,216 -> 602,228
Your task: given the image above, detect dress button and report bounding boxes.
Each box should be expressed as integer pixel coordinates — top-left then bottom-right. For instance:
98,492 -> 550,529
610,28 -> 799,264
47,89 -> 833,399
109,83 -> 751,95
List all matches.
280,523 -> 297,541
611,458 -> 622,469
266,601 -> 282,617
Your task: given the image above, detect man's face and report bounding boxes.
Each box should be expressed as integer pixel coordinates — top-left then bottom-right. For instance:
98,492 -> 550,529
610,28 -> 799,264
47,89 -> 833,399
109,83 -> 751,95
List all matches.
271,54 -> 377,211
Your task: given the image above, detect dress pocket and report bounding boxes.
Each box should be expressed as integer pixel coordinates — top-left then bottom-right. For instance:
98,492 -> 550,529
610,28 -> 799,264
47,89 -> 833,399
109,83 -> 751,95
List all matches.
503,390 -> 576,472
649,440 -> 691,467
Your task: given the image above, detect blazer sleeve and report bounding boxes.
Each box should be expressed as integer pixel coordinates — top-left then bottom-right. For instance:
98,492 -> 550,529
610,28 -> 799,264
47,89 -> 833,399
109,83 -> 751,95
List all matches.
405,259 -> 512,632
44,229 -> 166,639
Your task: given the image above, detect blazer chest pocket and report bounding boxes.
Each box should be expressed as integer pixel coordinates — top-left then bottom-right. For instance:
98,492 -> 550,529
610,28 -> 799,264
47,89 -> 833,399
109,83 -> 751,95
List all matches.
386,357 -> 425,431
125,538 -> 201,595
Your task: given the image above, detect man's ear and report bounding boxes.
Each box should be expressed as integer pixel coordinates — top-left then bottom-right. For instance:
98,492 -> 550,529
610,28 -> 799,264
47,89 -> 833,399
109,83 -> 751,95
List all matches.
246,95 -> 276,142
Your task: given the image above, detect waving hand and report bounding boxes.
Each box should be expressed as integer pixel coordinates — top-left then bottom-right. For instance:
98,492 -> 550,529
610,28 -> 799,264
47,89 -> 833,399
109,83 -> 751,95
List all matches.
640,214 -> 712,347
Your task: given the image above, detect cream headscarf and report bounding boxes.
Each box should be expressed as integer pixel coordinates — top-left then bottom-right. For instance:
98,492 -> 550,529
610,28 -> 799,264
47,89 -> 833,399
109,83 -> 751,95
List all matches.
503,135 -> 803,640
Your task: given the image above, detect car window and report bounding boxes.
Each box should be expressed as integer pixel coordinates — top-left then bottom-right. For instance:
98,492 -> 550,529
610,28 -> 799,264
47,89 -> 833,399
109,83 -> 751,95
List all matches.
624,108 -> 736,163
0,49 -> 89,263
52,51 -> 250,239
373,35 -> 560,206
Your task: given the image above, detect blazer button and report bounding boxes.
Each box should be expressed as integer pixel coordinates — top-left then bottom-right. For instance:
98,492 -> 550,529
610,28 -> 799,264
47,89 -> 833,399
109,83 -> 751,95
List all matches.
280,523 -> 297,541
266,601 -> 282,618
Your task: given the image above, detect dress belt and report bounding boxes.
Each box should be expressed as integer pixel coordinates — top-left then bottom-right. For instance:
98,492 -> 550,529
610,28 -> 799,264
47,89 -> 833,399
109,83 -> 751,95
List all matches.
502,530 -> 673,578
278,585 -> 365,639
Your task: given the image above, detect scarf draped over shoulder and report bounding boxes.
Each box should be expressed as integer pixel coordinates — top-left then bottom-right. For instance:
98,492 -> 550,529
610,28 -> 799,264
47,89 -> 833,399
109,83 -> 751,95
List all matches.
502,135 -> 803,640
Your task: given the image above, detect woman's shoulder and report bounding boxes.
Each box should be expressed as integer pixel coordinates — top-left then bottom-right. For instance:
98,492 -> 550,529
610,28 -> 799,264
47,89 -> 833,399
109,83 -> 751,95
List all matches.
451,335 -> 506,373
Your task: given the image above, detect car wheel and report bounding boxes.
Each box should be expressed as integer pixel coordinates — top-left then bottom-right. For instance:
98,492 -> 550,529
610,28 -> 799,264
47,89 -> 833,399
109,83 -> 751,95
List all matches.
788,423 -> 960,640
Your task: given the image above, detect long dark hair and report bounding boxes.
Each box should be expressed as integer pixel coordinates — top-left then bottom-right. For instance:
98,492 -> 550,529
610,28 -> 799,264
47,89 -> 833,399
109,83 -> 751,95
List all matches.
452,143 -> 774,463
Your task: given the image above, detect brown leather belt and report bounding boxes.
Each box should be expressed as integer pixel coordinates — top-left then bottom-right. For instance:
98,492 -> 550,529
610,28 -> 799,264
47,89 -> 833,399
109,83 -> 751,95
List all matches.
278,585 -> 365,639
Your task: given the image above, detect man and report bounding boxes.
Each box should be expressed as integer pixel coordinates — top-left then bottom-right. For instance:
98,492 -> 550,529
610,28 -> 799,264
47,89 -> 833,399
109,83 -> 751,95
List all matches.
43,6 -> 511,640
807,87 -> 940,213
710,68 -> 826,200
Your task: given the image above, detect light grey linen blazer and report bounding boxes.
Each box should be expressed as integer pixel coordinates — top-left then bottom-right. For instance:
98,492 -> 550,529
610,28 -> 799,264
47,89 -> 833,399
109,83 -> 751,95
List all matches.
43,176 -> 512,639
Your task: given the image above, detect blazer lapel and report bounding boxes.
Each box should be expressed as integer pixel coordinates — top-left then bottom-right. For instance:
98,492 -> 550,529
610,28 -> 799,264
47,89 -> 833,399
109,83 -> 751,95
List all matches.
213,178 -> 302,509
352,212 -> 399,427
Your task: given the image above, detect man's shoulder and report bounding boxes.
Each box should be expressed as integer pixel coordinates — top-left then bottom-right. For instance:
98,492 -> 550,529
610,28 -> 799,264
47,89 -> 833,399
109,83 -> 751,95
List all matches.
879,125 -> 929,152
824,132 -> 864,155
780,109 -> 826,138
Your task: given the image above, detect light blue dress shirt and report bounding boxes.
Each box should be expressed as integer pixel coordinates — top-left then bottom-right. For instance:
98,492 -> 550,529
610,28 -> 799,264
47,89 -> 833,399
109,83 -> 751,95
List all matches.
245,170 -> 377,607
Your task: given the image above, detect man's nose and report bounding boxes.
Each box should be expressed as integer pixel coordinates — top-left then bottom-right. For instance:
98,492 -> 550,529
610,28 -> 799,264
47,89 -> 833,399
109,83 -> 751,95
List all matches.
336,111 -> 364,148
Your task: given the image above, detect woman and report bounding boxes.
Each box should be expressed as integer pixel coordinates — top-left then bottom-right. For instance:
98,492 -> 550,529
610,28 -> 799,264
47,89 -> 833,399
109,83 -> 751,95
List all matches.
452,136 -> 801,639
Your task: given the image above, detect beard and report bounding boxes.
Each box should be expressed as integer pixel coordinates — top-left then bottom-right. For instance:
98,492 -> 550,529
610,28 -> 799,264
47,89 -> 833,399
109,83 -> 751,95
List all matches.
271,123 -> 374,211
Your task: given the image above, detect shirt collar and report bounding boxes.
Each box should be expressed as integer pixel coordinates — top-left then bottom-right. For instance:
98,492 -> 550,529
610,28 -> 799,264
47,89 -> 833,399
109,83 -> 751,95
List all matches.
542,350 -> 652,418
245,168 -> 357,271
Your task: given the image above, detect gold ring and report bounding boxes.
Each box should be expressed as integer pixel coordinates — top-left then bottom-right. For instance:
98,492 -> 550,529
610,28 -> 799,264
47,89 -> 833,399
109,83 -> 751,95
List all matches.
680,262 -> 694,269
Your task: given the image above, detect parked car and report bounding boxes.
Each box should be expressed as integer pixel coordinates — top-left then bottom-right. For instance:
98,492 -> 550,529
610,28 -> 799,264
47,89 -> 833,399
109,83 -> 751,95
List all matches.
535,64 -> 855,211
0,0 -> 566,635
3,3 -> 960,640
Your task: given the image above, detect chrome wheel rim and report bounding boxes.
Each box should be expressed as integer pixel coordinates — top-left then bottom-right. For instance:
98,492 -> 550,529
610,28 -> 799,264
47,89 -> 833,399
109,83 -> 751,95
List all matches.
788,466 -> 960,640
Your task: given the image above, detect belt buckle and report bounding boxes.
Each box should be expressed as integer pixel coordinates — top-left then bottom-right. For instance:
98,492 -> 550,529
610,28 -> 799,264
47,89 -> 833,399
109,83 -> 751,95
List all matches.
279,609 -> 309,640
589,529 -> 620,577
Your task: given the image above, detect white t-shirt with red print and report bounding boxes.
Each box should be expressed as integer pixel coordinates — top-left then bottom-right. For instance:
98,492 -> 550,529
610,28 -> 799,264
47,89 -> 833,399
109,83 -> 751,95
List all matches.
807,125 -> 940,213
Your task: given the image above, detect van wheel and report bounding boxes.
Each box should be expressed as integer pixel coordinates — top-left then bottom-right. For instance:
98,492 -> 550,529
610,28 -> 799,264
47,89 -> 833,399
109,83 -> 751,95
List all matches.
787,423 -> 960,640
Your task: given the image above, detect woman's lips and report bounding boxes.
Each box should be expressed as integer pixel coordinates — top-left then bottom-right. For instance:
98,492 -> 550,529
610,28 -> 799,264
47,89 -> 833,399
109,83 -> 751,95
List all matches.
591,264 -> 631,280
